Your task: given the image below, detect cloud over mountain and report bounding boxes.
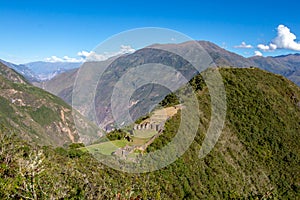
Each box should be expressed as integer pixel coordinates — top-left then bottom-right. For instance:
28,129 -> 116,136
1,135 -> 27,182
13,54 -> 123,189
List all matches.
45,45 -> 136,63
254,51 -> 263,56
258,25 -> 300,52
257,44 -> 273,51
234,42 -> 253,49
45,56 -> 83,63
78,45 -> 135,61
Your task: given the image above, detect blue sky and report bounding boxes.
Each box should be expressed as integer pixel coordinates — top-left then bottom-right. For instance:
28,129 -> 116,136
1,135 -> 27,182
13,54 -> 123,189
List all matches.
0,0 -> 299,64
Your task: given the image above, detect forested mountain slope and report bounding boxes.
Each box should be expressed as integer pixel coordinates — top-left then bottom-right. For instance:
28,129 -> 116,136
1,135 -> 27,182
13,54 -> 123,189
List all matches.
0,68 -> 299,199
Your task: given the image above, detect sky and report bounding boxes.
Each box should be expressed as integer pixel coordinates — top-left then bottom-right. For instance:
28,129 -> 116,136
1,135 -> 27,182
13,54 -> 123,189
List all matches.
0,0 -> 299,64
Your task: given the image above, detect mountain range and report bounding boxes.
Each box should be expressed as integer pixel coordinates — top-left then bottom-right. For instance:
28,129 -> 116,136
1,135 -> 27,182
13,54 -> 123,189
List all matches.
1,41 -> 300,86
28,41 -> 300,130
0,40 -> 299,198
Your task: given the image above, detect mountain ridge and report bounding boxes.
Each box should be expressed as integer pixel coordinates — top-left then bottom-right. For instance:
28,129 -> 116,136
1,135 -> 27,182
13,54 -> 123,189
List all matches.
2,41 -> 300,131
25,41 -> 300,130
1,40 -> 300,85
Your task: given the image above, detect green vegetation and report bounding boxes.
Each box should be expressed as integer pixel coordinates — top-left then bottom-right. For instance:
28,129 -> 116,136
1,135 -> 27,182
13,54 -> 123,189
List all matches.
28,106 -> 60,126
0,65 -> 99,147
106,129 -> 127,140
133,130 -> 157,139
159,92 -> 180,107
82,140 -> 129,155
0,96 -> 14,118
0,68 -> 299,199
0,62 -> 28,84
146,68 -> 300,199
0,74 -> 74,146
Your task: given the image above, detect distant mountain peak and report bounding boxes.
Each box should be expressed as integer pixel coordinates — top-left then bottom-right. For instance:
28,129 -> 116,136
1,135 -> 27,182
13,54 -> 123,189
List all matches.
0,59 -> 82,82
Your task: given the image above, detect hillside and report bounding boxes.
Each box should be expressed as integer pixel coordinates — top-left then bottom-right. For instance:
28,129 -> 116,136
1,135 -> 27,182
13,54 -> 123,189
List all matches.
0,59 -> 38,82
0,63 -> 100,146
0,68 -> 299,199
34,68 -> 78,104
0,61 -> 28,84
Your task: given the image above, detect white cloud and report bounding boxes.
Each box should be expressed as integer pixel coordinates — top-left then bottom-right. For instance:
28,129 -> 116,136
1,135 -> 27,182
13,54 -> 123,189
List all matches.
257,44 -> 271,51
119,45 -> 135,54
45,45 -> 136,63
234,42 -> 253,49
257,25 -> 300,52
78,45 -> 136,61
45,56 -> 63,62
77,51 -> 107,61
269,43 -> 277,50
77,51 -> 92,57
63,56 -> 84,63
257,43 -> 277,51
272,25 -> 300,51
254,51 -> 263,56
45,56 -> 83,63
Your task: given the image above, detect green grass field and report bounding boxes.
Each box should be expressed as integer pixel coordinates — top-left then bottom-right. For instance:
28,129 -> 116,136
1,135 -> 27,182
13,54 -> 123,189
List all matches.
133,130 -> 157,139
81,140 -> 129,155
